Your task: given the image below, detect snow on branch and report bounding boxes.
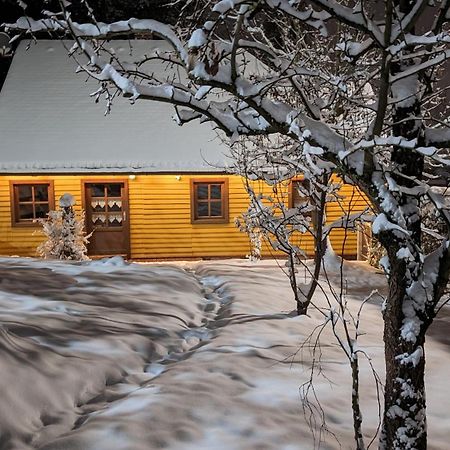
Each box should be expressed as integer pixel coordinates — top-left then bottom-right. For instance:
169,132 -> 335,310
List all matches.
390,0 -> 428,41
309,0 -> 384,44
424,126 -> 450,149
405,241 -> 450,315
6,17 -> 189,65
323,210 -> 372,235
389,49 -> 450,84
211,0 -> 330,33
388,32 -> 450,55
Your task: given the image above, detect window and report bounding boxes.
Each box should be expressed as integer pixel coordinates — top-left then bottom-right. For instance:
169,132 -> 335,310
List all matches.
11,182 -> 54,226
191,179 -> 229,223
290,179 -> 310,209
86,183 -> 125,228
290,178 -> 317,228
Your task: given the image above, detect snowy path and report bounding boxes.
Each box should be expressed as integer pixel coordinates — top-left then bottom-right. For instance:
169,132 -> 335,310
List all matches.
0,258 -> 230,450
0,258 -> 449,449
69,270 -> 231,437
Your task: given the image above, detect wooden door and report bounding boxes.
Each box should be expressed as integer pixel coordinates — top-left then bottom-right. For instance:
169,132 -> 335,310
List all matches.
84,181 -> 130,257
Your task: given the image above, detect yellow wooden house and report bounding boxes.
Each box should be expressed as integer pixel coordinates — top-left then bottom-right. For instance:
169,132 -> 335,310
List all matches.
0,40 -> 368,260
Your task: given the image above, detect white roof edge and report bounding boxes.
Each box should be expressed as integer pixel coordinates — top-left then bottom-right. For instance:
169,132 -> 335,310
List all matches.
0,160 -> 230,174
0,167 -> 229,175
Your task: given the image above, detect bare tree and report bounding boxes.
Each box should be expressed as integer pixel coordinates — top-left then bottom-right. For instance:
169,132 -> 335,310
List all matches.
234,138 -> 332,315
6,0 -> 450,448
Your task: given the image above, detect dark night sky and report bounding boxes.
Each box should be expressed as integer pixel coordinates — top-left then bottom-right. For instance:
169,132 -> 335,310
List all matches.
0,0 -> 181,24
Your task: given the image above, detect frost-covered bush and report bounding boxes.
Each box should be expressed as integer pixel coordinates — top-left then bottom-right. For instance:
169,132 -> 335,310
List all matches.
235,216 -> 262,261
367,235 -> 386,269
37,193 -> 91,261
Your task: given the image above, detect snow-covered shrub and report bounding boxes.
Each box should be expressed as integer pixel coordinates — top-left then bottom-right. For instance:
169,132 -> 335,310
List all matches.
356,222 -> 385,268
367,236 -> 386,269
235,215 -> 262,261
37,193 -> 91,261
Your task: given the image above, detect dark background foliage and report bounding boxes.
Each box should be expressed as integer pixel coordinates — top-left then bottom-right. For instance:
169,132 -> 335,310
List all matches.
0,0 -> 182,24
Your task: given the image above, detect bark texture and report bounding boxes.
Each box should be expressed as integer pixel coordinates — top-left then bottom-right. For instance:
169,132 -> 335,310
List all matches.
379,2 -> 429,444
381,258 -> 428,449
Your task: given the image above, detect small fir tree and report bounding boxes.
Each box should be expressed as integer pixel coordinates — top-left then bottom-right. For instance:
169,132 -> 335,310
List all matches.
37,193 -> 91,261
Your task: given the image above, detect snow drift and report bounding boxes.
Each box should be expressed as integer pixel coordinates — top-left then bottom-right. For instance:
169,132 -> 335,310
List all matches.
0,257 -> 448,449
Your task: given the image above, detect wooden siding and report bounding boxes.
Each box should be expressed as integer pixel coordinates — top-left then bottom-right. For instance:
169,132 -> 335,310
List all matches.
326,181 -> 372,259
0,174 -> 369,259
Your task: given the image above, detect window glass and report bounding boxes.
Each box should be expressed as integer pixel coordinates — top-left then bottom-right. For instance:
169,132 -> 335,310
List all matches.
197,202 -> 209,217
197,185 -> 209,200
18,185 -> 32,202
109,218 -> 122,227
210,185 -> 222,199
107,184 -> 122,197
291,179 -> 316,228
34,185 -> 49,202
91,184 -> 105,198
92,215 -> 105,226
92,200 -> 106,212
107,199 -> 122,212
18,204 -> 34,220
35,204 -> 49,218
210,202 -> 222,216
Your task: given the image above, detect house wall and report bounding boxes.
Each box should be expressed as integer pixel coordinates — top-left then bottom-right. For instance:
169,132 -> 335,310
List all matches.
0,174 -> 370,259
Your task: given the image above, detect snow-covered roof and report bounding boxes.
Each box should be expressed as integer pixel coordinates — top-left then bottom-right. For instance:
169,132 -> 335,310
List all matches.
0,40 -> 230,173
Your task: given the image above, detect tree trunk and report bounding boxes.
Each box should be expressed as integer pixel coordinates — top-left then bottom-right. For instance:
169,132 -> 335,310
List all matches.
296,177 -> 329,315
381,258 -> 428,449
379,128 -> 428,448
374,0 -> 430,444
351,355 -> 365,450
378,0 -> 429,444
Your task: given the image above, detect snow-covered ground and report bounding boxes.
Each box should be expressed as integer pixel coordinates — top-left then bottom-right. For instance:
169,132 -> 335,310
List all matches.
0,256 -> 449,449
